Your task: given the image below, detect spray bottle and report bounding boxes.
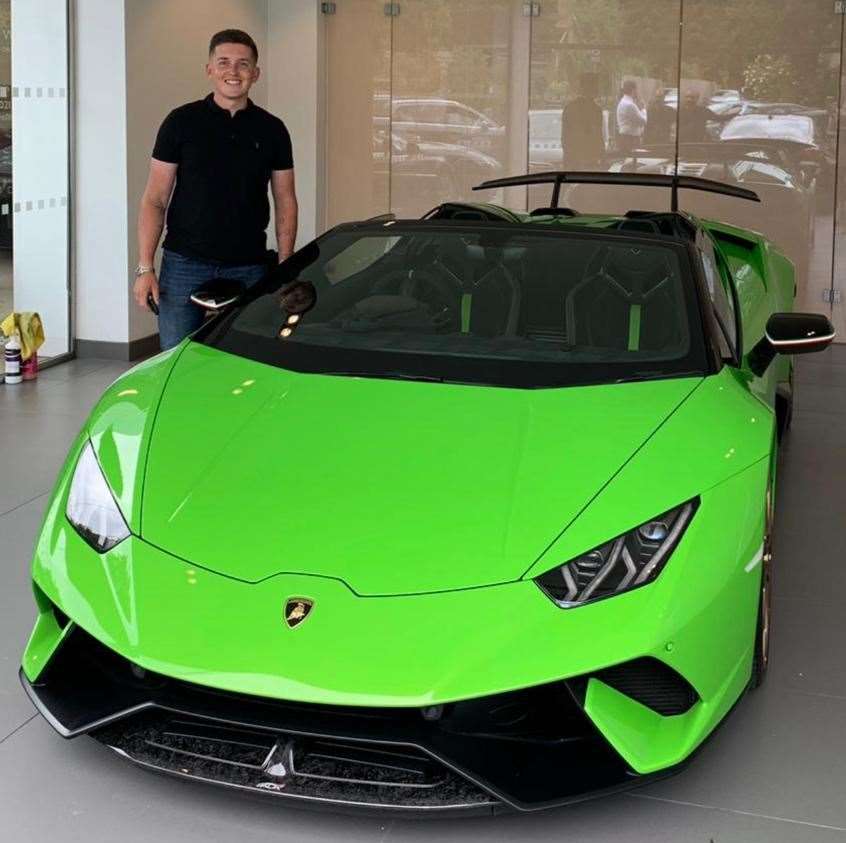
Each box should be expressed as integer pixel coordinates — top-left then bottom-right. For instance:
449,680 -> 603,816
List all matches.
4,331 -> 22,384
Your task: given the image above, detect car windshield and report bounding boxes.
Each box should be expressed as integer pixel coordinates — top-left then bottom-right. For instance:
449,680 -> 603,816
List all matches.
196,224 -> 708,389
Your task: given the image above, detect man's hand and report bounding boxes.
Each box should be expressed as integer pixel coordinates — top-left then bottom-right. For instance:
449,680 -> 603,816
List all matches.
133,271 -> 159,311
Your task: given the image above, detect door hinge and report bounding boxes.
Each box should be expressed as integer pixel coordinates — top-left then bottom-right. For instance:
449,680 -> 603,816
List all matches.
522,2 -> 541,16
384,2 -> 400,16
823,288 -> 842,303
321,2 -> 336,14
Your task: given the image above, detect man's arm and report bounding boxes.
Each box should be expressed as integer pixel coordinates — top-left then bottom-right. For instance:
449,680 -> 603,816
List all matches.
271,168 -> 298,261
133,159 -> 177,308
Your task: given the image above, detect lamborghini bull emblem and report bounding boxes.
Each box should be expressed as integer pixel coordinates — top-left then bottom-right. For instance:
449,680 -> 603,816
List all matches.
284,598 -> 314,629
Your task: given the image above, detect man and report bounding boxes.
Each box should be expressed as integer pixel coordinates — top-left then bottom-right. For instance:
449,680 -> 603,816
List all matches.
615,79 -> 647,153
561,72 -> 604,171
678,88 -> 711,143
644,87 -> 676,146
133,29 -> 298,350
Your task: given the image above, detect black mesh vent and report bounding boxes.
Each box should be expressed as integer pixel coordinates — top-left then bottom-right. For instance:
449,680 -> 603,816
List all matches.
95,713 -> 495,811
593,658 -> 698,716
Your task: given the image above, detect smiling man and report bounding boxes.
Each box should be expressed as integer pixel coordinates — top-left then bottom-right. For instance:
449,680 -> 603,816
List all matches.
133,29 -> 298,350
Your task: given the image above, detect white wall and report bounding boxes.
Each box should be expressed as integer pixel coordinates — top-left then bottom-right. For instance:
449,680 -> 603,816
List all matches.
74,0 -> 128,347
267,0 -> 323,245
12,0 -> 71,356
124,0 -> 269,343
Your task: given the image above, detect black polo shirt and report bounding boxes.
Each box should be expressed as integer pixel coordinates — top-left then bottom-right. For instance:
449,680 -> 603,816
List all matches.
152,94 -> 294,265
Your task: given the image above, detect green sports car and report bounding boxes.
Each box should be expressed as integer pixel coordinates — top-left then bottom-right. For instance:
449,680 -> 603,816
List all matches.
20,172 -> 834,814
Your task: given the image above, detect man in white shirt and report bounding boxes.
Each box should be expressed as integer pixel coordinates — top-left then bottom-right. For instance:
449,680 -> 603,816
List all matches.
616,80 -> 647,153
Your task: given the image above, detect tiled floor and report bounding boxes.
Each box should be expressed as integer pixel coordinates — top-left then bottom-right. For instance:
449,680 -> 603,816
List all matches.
1,351 -> 845,841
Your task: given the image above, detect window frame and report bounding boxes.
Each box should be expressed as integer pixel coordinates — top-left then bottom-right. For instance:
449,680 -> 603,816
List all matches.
698,231 -> 741,367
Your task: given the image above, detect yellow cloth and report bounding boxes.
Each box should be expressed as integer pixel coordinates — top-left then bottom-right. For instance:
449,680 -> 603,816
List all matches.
0,311 -> 45,361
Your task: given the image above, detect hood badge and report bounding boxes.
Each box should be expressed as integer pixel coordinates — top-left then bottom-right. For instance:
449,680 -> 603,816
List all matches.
284,597 -> 314,629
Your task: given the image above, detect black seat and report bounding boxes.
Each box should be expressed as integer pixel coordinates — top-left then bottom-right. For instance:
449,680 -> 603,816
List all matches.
565,245 -> 682,352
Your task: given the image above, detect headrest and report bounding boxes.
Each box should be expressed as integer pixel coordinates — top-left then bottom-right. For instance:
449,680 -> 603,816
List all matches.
604,245 -> 667,280
465,244 -> 527,263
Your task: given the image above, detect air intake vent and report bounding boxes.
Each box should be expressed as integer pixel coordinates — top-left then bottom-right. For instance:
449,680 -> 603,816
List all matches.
593,658 -> 698,716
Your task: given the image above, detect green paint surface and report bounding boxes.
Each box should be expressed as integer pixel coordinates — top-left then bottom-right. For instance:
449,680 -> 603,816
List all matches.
21,204 -> 800,779
627,303 -> 642,351
461,292 -> 472,333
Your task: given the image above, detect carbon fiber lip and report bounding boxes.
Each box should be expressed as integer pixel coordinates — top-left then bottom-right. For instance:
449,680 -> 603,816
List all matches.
95,712 -> 498,814
21,624 -> 693,813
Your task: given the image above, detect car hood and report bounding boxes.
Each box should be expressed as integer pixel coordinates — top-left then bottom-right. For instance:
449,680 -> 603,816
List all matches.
139,344 -> 701,594
721,115 -> 815,146
416,139 -> 500,168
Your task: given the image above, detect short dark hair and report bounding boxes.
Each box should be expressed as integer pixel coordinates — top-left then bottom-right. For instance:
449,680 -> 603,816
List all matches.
209,29 -> 258,63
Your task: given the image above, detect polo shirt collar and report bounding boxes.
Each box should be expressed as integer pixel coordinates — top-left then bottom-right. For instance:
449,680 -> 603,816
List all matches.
204,93 -> 254,118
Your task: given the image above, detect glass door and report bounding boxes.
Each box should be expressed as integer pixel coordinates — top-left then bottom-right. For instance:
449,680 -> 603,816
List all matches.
528,0 -> 682,214
390,0 -> 522,216
324,0 -> 393,228
678,0 -> 841,325
325,0 -> 527,222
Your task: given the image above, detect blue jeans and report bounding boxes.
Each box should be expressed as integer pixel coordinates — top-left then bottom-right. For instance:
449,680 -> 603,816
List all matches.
158,249 -> 267,350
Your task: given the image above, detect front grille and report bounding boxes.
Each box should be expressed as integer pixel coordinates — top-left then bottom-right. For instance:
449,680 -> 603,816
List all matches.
593,658 -> 698,716
95,713 -> 494,810
25,625 -> 673,811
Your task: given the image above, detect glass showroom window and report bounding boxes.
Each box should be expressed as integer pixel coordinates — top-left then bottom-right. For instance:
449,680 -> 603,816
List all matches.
4,0 -> 71,361
322,0 -> 846,345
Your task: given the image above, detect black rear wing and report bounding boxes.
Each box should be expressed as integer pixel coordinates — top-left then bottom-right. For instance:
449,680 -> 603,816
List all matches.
473,171 -> 760,213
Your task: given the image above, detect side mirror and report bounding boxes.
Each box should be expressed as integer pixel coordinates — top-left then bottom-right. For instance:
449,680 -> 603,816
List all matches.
748,312 -> 835,376
189,278 -> 246,312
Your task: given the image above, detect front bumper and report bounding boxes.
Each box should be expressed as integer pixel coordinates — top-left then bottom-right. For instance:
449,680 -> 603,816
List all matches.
21,622 -> 691,814
22,458 -> 765,811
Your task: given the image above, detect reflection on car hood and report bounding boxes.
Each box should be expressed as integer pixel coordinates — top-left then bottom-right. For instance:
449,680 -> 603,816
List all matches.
721,114 -> 815,145
609,157 -> 793,187
140,343 -> 702,595
416,139 -> 500,169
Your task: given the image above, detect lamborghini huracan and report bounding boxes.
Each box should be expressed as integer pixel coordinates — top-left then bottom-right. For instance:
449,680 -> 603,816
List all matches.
20,171 -> 834,814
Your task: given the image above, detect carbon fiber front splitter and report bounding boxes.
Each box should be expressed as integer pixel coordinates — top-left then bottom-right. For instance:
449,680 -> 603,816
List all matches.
21,624 -> 684,814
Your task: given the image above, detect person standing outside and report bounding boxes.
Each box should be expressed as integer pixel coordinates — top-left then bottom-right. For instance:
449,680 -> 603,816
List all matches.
133,29 -> 298,350
644,87 -> 676,146
615,79 -> 647,154
678,88 -> 711,143
561,72 -> 605,171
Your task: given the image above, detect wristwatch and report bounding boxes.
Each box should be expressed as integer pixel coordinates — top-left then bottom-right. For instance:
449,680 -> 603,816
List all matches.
134,264 -> 155,278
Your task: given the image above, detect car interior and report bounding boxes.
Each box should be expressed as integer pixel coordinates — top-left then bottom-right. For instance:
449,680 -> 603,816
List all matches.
259,229 -> 693,362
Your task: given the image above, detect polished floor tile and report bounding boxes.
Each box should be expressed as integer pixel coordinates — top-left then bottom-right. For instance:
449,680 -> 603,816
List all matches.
0,496 -> 43,737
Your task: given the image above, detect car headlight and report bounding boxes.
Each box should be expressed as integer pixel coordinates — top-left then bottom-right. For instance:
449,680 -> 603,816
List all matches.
534,500 -> 698,608
66,440 -> 130,552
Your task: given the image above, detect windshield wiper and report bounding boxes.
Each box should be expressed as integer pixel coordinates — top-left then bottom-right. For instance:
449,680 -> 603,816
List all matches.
322,371 -> 445,384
